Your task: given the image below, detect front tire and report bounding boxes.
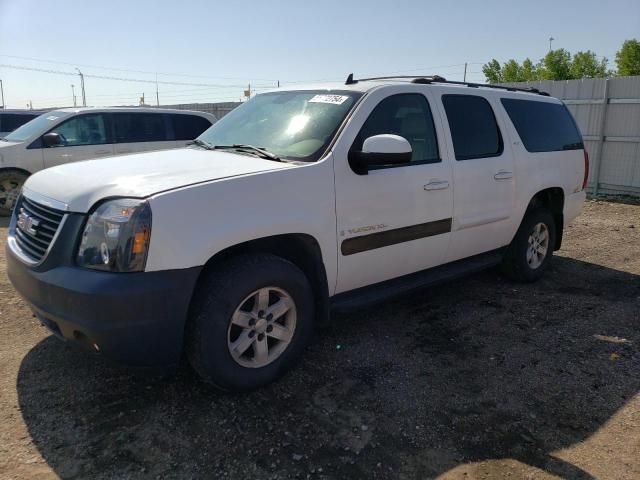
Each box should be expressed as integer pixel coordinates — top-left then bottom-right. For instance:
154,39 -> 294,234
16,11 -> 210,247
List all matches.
186,253 -> 315,391
0,169 -> 29,216
501,208 -> 556,282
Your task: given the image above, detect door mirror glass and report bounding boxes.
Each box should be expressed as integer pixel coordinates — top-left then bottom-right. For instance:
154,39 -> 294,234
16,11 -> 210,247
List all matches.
349,134 -> 412,174
42,132 -> 63,148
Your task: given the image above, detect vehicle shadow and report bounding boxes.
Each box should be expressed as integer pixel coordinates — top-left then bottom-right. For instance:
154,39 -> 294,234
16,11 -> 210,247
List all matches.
16,256 -> 640,479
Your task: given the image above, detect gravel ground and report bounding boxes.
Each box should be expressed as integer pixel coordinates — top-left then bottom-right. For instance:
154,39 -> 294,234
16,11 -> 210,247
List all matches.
1,199 -> 639,480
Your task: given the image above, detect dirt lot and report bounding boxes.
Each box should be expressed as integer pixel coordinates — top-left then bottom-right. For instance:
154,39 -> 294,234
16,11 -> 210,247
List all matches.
0,199 -> 639,480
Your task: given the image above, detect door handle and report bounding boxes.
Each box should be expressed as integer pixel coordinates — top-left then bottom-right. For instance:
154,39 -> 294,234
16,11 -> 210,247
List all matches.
424,180 -> 450,191
95,150 -> 112,155
494,171 -> 513,181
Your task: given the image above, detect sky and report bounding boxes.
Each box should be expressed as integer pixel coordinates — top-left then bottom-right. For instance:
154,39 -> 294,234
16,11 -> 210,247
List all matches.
0,0 -> 639,109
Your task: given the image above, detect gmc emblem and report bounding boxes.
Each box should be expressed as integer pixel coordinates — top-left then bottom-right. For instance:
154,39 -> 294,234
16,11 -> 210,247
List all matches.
17,209 -> 40,236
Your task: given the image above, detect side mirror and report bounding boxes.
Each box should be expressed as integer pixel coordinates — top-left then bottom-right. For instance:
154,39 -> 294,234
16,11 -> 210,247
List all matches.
42,132 -> 63,148
348,134 -> 412,175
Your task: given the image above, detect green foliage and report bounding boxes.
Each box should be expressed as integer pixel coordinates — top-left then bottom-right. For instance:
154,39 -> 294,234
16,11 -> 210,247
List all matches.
482,59 -> 503,83
537,48 -> 573,80
570,51 -> 608,79
615,39 -> 640,76
520,59 -> 537,81
481,46 -> 618,83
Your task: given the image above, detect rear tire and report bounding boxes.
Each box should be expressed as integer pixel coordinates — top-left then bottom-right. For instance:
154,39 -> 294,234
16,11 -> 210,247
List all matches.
186,253 -> 315,391
501,208 -> 556,283
0,169 -> 29,217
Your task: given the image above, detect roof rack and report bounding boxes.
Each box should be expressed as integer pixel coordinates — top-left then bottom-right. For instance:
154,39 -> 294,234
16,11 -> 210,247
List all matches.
344,73 -> 549,96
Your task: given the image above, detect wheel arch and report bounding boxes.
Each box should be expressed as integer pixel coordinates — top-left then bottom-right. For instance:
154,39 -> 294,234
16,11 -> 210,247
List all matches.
194,233 -> 330,326
0,167 -> 32,214
527,187 -> 565,250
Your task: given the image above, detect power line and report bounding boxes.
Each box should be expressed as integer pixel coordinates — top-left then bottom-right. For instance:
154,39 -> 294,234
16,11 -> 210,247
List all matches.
0,63 -> 256,88
0,53 -> 279,82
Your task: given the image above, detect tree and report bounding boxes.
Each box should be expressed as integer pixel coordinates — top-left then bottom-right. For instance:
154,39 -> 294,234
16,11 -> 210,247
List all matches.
537,49 -> 572,80
570,51 -> 608,79
482,59 -> 503,83
615,39 -> 640,76
501,59 -> 522,82
520,58 -> 537,81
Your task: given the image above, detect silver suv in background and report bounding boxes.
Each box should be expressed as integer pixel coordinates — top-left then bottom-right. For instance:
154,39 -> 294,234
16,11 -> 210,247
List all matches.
0,107 -> 216,215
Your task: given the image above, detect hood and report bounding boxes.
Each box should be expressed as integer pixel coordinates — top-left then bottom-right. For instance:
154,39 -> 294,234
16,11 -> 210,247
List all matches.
24,148 -> 292,213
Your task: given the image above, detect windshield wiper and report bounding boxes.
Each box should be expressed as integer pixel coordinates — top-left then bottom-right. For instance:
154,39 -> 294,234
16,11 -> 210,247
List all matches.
211,144 -> 282,162
189,138 -> 215,150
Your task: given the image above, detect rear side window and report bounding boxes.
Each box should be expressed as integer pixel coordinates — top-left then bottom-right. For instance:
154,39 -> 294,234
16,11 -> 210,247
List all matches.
501,99 -> 583,152
352,93 -> 440,164
1,113 -> 38,132
442,95 -> 503,160
112,113 -> 168,143
171,114 -> 212,140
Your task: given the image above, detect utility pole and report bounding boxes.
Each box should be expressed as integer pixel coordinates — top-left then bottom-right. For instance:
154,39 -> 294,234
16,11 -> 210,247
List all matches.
277,80 -> 280,88
75,68 -> 86,106
155,73 -> 160,107
463,63 -> 467,82
71,84 -> 77,107
549,36 -> 555,52
0,79 -> 4,109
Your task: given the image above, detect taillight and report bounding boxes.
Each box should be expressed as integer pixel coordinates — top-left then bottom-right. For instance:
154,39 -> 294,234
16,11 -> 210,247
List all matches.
582,150 -> 589,190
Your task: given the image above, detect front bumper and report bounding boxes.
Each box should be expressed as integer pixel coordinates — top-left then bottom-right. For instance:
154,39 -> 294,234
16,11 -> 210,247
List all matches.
6,210 -> 202,367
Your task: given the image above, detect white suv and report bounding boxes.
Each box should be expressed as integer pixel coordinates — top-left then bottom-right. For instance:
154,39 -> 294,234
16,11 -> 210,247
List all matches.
6,75 -> 587,390
0,107 -> 216,215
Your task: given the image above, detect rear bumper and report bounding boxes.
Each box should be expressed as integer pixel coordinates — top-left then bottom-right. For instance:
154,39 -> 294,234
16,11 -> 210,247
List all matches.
6,244 -> 201,367
564,190 -> 587,226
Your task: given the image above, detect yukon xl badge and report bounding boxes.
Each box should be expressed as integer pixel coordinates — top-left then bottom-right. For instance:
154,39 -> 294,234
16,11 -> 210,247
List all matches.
17,210 -> 39,236
340,224 -> 388,237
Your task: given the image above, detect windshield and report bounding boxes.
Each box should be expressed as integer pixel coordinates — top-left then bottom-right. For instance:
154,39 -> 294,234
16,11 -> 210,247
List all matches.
197,90 -> 362,161
2,110 -> 73,142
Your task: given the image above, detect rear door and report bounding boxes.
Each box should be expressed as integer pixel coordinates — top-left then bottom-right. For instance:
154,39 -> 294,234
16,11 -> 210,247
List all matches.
42,113 -> 114,168
111,112 -> 173,155
437,93 -> 516,262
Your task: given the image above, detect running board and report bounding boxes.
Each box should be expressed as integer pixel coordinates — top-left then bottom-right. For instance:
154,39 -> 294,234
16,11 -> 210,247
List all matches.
330,249 -> 504,313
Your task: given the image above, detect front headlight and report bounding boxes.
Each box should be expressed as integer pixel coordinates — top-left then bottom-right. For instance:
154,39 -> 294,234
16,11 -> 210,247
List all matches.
77,198 -> 151,272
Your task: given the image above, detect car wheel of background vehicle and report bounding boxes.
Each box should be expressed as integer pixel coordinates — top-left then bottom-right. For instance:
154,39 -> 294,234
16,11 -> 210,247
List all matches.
0,169 -> 28,217
186,253 -> 315,391
501,208 -> 556,283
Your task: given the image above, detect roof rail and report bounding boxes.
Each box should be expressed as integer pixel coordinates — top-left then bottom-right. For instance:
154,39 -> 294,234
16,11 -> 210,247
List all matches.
344,73 -> 549,96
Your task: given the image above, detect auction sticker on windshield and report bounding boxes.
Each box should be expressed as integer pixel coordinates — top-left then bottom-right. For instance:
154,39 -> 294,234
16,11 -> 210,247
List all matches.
308,94 -> 350,105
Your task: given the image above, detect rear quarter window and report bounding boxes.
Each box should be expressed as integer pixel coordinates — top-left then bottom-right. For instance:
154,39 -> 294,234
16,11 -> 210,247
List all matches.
501,98 -> 583,152
171,114 -> 212,140
1,113 -> 38,132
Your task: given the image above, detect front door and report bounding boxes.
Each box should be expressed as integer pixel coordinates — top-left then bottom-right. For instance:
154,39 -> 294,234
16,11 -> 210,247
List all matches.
333,88 -> 453,294
42,113 -> 114,168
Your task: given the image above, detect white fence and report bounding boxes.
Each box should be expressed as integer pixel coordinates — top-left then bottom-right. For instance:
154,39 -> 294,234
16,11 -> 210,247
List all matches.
502,76 -> 640,197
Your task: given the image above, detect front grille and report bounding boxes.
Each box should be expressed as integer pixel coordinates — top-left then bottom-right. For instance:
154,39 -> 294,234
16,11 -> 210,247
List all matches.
14,196 -> 65,263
